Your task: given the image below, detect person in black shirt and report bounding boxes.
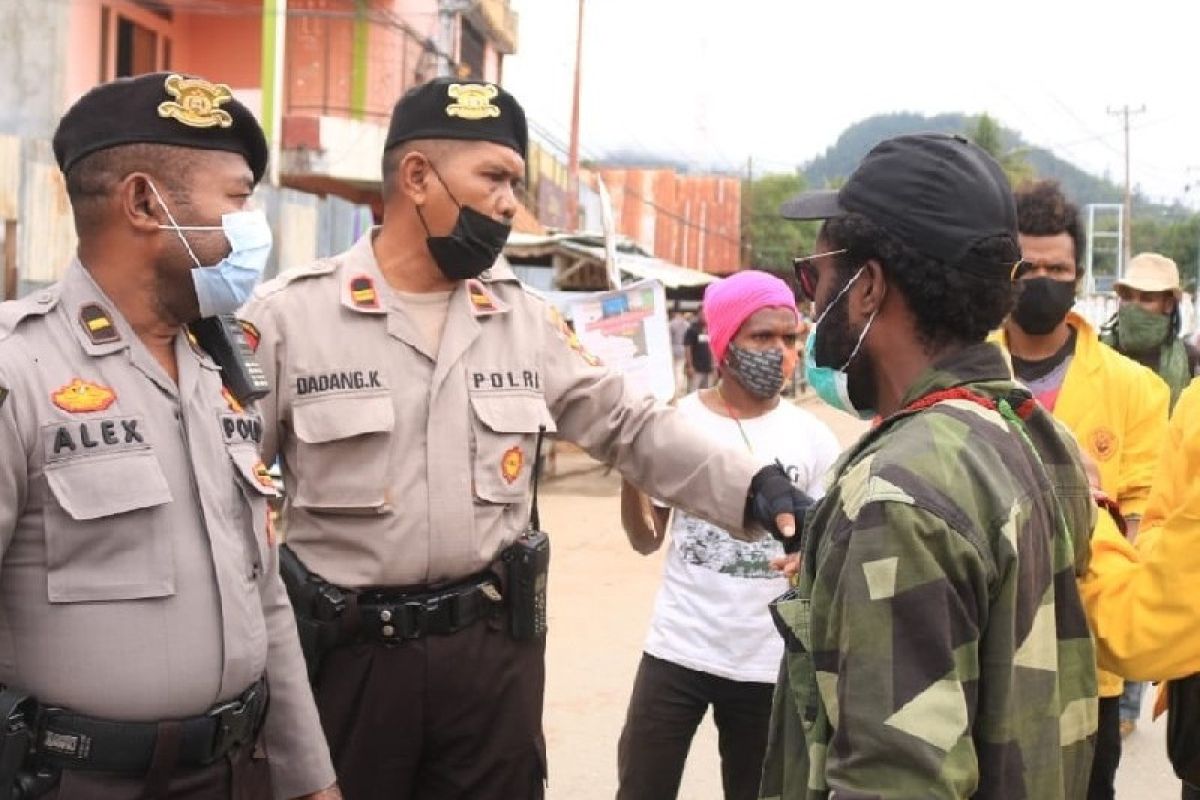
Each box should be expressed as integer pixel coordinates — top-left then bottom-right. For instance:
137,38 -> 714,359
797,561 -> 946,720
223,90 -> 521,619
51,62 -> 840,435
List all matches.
683,316 -> 714,392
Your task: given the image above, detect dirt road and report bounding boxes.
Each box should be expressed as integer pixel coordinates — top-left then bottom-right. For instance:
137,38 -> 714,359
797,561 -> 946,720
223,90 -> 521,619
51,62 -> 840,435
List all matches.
542,397 -> 1176,799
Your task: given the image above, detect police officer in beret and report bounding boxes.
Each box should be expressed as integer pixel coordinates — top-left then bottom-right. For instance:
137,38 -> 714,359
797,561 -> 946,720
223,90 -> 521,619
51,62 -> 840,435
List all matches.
242,77 -> 805,800
0,73 -> 339,799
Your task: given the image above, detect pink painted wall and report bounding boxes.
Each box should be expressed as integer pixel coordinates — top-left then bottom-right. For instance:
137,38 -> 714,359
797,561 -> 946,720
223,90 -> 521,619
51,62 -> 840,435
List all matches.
64,0 -> 263,111
177,0 -> 263,89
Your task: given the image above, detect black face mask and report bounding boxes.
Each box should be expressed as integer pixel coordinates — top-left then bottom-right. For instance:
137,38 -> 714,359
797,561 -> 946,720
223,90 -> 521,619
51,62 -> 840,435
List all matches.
1011,277 -> 1077,335
417,165 -> 512,281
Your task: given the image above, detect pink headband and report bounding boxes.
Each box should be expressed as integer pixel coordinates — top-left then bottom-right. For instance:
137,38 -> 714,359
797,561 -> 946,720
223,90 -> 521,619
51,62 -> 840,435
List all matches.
702,271 -> 798,365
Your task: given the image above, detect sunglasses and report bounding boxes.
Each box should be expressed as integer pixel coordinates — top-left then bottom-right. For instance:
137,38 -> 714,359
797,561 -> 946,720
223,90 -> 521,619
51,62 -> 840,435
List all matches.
792,249 -> 847,302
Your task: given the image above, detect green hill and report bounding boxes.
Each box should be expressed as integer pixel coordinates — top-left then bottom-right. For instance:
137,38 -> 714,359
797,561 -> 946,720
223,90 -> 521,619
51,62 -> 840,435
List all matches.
803,112 -> 1130,207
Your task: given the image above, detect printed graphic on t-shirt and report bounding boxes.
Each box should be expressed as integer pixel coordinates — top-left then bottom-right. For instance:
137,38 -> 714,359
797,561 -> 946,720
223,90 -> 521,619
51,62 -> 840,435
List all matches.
672,501 -> 786,579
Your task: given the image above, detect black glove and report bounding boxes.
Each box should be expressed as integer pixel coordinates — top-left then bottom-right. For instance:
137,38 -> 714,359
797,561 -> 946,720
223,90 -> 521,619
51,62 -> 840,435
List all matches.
746,463 -> 814,554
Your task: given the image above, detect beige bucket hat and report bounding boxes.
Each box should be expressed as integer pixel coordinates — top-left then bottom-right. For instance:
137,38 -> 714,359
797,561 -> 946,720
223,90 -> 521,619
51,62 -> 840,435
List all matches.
1116,252 -> 1182,299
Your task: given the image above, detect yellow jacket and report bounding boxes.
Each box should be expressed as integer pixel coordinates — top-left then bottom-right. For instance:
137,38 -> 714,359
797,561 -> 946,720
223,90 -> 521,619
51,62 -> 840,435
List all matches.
1080,378 -> 1200,682
994,313 -> 1171,696
994,313 -> 1169,518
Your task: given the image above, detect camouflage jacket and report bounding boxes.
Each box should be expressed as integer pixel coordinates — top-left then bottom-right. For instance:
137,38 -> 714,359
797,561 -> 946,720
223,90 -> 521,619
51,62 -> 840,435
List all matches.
760,342 -> 1098,800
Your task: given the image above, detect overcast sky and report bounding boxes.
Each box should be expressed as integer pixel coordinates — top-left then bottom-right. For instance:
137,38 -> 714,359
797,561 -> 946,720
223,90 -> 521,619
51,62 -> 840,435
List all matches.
503,0 -> 1200,205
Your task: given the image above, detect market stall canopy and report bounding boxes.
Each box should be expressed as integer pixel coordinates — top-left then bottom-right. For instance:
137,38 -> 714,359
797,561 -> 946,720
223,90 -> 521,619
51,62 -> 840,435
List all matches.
505,232 -> 719,291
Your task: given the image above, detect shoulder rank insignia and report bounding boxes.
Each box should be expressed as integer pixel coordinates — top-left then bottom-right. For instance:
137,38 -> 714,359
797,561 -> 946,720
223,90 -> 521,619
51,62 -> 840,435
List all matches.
466,279 -> 500,315
446,83 -> 501,120
501,446 -> 524,484
157,74 -> 234,129
238,319 -> 260,353
52,379 -> 116,414
221,386 -> 245,415
547,306 -> 602,367
349,275 -> 379,309
78,303 -> 120,345
253,461 -> 276,491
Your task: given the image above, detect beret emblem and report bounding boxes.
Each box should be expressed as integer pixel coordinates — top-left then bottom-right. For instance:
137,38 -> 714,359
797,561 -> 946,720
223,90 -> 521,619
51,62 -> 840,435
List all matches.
157,74 -> 234,129
445,83 -> 501,121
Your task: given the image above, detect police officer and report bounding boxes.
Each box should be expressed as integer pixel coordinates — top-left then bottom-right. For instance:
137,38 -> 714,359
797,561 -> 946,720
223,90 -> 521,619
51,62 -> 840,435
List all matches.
241,78 -> 803,800
0,74 -> 338,799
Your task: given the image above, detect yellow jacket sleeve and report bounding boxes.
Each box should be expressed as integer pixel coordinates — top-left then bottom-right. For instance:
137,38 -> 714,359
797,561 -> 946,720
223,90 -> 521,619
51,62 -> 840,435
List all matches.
1115,369 -> 1169,519
1080,380 -> 1200,681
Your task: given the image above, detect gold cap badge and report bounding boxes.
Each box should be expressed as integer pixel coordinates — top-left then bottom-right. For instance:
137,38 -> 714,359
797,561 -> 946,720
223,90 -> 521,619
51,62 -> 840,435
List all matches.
157,74 -> 234,129
445,83 -> 501,121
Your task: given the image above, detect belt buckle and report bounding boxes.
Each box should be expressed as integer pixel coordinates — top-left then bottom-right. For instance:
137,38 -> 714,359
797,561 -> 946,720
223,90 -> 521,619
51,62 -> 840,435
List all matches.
207,686 -> 256,762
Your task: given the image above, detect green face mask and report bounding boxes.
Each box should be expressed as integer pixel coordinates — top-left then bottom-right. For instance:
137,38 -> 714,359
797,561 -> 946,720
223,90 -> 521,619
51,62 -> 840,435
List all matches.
1117,303 -> 1171,353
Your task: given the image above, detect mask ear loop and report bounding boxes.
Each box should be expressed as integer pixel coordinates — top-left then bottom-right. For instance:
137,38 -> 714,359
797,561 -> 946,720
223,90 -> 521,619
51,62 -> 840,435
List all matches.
813,264 -> 867,328
145,179 -> 205,269
413,155 -> 462,237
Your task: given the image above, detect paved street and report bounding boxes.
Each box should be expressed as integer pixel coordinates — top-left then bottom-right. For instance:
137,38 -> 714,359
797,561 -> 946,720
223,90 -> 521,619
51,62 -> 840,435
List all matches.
542,395 -> 1178,799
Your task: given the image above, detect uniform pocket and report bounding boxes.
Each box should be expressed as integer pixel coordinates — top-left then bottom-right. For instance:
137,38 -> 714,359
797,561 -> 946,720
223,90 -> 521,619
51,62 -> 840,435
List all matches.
769,592 -> 821,733
43,450 -> 174,602
469,394 -> 557,504
291,396 -> 394,514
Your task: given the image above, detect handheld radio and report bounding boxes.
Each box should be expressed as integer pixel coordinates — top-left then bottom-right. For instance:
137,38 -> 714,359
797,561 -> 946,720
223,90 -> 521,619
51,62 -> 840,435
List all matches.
503,425 -> 551,641
189,315 -> 270,405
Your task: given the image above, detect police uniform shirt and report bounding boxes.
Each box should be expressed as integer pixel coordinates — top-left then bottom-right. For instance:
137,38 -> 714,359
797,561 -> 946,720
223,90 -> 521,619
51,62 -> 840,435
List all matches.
0,262 -> 335,798
243,231 -> 762,589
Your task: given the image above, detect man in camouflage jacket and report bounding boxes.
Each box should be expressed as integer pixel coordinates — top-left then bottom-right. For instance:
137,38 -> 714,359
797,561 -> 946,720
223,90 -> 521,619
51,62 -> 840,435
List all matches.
764,134 -> 1098,799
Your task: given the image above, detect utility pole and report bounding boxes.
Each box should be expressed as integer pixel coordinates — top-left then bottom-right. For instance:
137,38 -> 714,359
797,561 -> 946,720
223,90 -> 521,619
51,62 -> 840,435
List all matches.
1107,104 -> 1146,272
565,0 -> 585,231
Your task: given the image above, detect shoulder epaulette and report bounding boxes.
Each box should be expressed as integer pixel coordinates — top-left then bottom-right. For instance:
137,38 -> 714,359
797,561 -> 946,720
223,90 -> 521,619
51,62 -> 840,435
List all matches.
0,286 -> 60,341
252,258 -> 338,300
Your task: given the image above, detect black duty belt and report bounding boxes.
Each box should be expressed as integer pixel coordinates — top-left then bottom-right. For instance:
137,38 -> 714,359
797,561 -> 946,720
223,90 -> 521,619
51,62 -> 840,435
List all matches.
354,573 -> 502,643
34,677 -> 267,774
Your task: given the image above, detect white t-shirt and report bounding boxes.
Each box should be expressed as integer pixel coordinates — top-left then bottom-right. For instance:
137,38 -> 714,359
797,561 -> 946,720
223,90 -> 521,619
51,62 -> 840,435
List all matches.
643,392 -> 841,684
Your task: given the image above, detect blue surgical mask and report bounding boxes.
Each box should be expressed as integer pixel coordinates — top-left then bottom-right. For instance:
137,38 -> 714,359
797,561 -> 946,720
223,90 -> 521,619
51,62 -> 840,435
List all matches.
803,265 -> 878,420
148,181 -> 273,318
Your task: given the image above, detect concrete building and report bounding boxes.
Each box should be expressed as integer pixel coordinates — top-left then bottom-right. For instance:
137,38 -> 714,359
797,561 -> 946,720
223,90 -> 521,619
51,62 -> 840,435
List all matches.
0,0 -> 519,202
599,167 -> 741,275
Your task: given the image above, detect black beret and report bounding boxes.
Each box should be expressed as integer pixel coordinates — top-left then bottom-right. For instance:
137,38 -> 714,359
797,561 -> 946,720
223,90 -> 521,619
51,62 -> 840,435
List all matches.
53,72 -> 269,184
384,77 -> 527,158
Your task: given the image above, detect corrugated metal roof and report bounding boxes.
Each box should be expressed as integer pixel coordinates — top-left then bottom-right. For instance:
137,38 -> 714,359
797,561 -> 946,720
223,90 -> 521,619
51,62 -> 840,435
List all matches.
505,232 -> 717,289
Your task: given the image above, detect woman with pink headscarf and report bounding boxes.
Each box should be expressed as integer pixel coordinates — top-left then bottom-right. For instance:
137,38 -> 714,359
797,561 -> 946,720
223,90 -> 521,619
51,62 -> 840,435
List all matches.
616,271 -> 840,800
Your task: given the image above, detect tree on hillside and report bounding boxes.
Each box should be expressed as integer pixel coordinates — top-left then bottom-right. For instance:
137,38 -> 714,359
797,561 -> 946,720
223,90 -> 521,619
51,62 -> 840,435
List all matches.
742,173 -> 819,276
968,114 -> 1035,187
1132,215 -> 1200,294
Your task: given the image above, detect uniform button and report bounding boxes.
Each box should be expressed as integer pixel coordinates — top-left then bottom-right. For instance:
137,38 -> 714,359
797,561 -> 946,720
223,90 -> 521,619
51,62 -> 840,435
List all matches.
379,609 -> 392,622
36,292 -> 52,304
381,624 -> 395,637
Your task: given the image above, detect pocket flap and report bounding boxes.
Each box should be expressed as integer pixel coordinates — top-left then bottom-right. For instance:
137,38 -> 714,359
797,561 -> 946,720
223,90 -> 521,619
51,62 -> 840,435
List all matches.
470,394 -> 557,435
227,444 -> 281,497
45,451 -> 173,520
293,396 -> 395,443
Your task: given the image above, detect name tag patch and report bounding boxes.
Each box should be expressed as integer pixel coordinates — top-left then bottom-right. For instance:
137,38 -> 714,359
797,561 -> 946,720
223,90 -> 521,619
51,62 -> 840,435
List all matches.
43,416 -> 147,463
295,370 -> 383,397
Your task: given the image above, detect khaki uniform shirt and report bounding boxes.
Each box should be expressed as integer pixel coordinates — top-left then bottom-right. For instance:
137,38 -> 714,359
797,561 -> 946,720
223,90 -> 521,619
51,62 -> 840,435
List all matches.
0,262 -> 334,799
242,231 -> 760,588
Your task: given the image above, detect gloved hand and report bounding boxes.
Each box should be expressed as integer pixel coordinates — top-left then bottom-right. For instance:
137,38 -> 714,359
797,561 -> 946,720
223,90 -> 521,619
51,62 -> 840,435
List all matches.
746,463 -> 814,553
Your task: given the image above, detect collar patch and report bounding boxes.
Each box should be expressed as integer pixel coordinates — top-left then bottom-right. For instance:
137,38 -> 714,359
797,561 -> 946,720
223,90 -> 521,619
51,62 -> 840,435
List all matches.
349,275 -> 379,309
78,303 -> 121,345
